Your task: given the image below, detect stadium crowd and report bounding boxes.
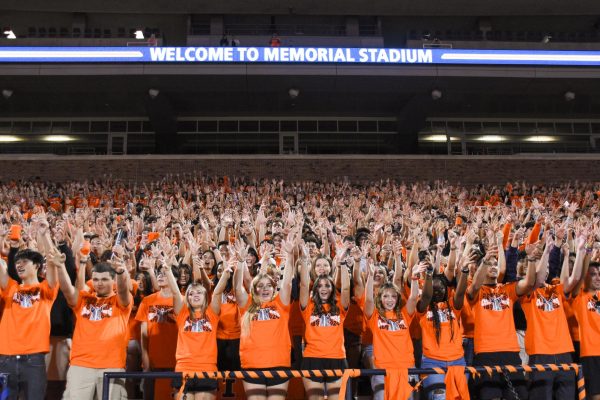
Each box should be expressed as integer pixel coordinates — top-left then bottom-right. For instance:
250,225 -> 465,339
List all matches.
0,174 -> 599,400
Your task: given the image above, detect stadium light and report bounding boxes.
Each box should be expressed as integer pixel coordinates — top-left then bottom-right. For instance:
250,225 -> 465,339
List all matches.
0,135 -> 23,142
422,135 -> 460,142
134,30 -> 144,39
431,89 -> 442,100
288,88 -> 300,99
476,135 -> 505,142
42,135 -> 76,142
525,135 -> 558,142
541,35 -> 552,44
564,91 -> 575,101
148,88 -> 160,99
2,89 -> 12,99
3,29 -> 16,39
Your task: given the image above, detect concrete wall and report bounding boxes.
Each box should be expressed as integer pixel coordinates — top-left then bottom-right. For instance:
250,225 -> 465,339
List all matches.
0,155 -> 598,185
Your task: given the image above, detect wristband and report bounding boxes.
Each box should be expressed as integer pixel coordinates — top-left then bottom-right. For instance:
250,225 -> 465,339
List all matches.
527,257 -> 536,262
115,269 -> 125,275
411,275 -> 420,281
450,247 -> 458,251
461,267 -> 469,273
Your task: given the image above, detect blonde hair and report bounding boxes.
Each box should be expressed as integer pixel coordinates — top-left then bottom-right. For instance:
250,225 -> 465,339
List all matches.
375,283 -> 404,320
184,283 -> 208,320
241,273 -> 276,337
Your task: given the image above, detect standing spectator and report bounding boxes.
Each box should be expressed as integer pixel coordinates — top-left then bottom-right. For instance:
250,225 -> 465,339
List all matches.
0,249 -> 58,400
53,258 -> 132,400
219,34 -> 229,47
269,33 -> 281,47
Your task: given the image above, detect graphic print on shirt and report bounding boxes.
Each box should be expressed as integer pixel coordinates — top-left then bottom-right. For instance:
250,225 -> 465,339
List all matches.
81,300 -> 113,321
12,288 -> 41,308
309,312 -> 341,327
377,315 -> 408,331
252,306 -> 281,321
586,298 -> 600,315
480,293 -> 510,311
425,307 -> 456,323
148,305 -> 176,323
535,293 -> 560,312
183,317 -> 213,332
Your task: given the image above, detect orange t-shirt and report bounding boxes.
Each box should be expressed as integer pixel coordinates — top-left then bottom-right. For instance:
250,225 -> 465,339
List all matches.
0,279 -> 58,355
175,306 -> 219,372
572,291 -> 600,357
344,297 -> 364,337
418,293 -> 464,361
135,292 -> 178,369
563,296 -> 580,342
522,284 -> 573,355
471,283 -> 520,354
239,295 -> 291,369
217,290 -> 241,340
461,298 -> 475,339
289,300 -> 305,338
302,298 -> 348,359
369,308 -> 414,369
70,291 -> 133,369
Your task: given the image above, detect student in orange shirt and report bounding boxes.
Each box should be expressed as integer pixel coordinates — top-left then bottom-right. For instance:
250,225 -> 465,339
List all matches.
417,253 -> 471,400
467,240 -> 537,400
522,234 -> 584,400
162,255 -> 230,400
364,260 -> 423,398
135,265 -> 178,400
53,256 -> 133,400
571,259 -> 600,399
234,231 -> 296,400
0,249 -> 58,400
299,245 -> 351,400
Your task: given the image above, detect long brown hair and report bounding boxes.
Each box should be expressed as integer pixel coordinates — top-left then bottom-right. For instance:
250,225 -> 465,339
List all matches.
311,275 -> 339,316
184,283 -> 208,320
375,282 -> 404,320
241,273 -> 276,337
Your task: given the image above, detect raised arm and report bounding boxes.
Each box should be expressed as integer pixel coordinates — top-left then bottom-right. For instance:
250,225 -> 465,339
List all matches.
406,263 -> 424,315
234,259 -> 249,308
453,255 -> 470,310
111,256 -> 132,308
49,247 -> 79,307
516,244 -> 538,296
416,262 -> 433,313
466,249 -> 495,301
0,258 -> 9,290
299,256 -> 311,310
563,233 -> 587,295
351,246 -> 365,300
364,263 -> 375,319
340,259 -> 351,310
163,263 -> 184,314
278,233 -> 297,306
210,260 -> 233,315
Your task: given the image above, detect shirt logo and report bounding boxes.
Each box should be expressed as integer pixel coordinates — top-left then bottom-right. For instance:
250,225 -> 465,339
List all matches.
81,300 -> 113,321
377,315 -> 408,331
309,313 -> 341,327
536,293 -> 560,312
481,293 -> 510,311
148,305 -> 176,323
586,299 -> 600,315
426,307 -> 456,323
183,317 -> 213,332
12,288 -> 41,308
252,306 -> 280,321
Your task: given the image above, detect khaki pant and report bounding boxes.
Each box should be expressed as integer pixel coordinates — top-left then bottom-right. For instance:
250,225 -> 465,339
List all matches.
62,365 -> 127,400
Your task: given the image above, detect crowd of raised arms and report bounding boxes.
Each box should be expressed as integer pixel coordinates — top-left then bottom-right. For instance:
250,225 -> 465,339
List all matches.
1,175 -> 600,400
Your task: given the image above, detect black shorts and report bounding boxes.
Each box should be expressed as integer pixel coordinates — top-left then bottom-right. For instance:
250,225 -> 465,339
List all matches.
473,351 -> 527,400
301,357 -> 348,383
243,366 -> 290,387
582,356 -> 600,396
172,373 -> 218,393
217,338 -> 241,371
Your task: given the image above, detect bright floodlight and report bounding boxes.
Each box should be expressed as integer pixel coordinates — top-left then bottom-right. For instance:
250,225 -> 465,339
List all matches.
0,135 -> 22,142
42,135 -> 76,142
3,30 -> 16,39
477,135 -> 505,142
134,30 -> 144,39
525,136 -> 557,142
422,135 -> 460,142
2,89 -> 12,99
